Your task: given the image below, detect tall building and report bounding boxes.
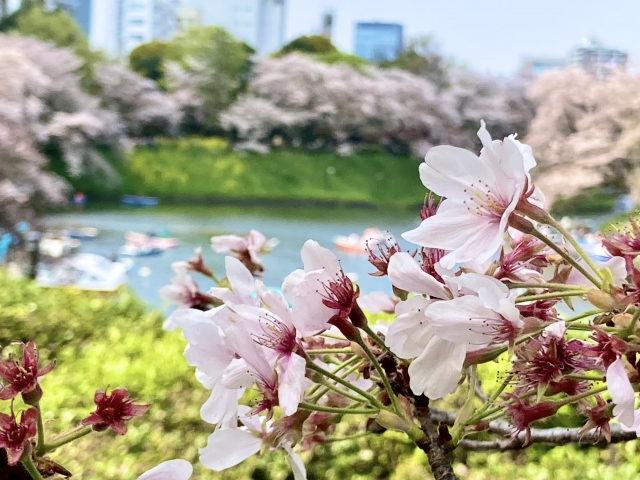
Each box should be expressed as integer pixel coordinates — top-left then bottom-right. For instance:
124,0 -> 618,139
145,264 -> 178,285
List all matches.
568,37 -> 627,79
196,0 -> 286,55
320,10 -> 333,40
121,0 -> 154,53
63,0 -> 183,55
355,22 -> 403,62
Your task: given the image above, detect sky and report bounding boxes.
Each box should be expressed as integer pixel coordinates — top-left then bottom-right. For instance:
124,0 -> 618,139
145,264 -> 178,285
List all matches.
286,0 -> 640,76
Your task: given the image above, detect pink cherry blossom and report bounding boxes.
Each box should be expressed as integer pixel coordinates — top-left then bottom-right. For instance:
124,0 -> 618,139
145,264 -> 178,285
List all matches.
402,121 -> 538,269
385,295 -> 465,399
283,240 -> 363,337
427,273 -> 523,346
211,230 -> 274,275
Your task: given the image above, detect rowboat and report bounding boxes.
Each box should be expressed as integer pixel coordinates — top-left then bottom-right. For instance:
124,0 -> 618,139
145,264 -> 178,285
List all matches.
125,231 -> 179,250
334,228 -> 384,254
120,195 -> 160,207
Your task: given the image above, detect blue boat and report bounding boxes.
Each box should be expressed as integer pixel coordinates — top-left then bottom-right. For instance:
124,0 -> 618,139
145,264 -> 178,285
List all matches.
120,195 -> 160,207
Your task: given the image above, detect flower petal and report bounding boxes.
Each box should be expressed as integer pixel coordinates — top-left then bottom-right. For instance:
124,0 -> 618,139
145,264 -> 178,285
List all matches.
200,428 -> 262,471
137,459 -> 193,480
277,354 -> 307,416
608,358 -> 636,427
408,337 -> 466,399
300,240 -> 340,276
387,296 -> 434,359
419,146 -> 493,201
387,252 -> 449,298
402,203 -> 504,269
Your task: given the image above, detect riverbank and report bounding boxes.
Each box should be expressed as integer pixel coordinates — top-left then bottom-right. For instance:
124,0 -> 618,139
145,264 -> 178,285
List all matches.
63,138 -> 427,209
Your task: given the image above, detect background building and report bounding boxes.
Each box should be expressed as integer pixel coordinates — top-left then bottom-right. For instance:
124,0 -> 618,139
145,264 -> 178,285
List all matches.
194,0 -> 286,55
569,37 -> 627,79
354,22 -> 403,62
519,57 -> 566,80
320,10 -> 333,39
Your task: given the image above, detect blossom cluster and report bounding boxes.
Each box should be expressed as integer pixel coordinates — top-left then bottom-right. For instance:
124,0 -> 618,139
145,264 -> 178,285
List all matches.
159,120 -> 640,478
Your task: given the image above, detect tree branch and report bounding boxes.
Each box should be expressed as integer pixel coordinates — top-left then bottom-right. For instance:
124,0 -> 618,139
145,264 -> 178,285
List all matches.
414,403 -> 459,480
458,425 -> 637,451
429,408 -> 638,449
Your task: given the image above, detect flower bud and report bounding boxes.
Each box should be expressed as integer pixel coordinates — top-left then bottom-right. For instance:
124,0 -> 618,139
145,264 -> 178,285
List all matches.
375,410 -> 413,434
587,289 -> 622,311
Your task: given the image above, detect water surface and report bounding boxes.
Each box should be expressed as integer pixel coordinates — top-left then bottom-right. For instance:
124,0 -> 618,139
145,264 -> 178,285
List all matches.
45,205 -> 421,308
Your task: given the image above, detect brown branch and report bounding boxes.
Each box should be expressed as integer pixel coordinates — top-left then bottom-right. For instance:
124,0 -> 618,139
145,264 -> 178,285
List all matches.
429,408 -> 638,450
414,402 -> 459,480
459,425 -> 637,451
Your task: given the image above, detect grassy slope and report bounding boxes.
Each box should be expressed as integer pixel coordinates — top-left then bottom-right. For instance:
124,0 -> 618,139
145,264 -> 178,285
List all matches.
68,138 -> 426,209
4,271 -> 640,479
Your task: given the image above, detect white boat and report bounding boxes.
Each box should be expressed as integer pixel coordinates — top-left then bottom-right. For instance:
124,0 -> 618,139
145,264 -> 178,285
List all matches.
36,253 -> 127,292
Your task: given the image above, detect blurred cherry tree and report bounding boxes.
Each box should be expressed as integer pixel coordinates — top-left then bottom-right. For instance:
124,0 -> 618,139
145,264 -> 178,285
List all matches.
526,68 -> 640,207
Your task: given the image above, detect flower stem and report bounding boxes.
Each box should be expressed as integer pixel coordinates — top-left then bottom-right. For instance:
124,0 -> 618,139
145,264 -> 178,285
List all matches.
298,402 -> 378,415
43,425 -> 92,453
529,228 -> 602,288
506,282 -> 588,291
543,215 -> 606,283
564,309 -> 603,323
308,361 -> 366,403
354,337 -> 401,415
21,455 -> 44,480
307,362 -> 385,409
515,290 -> 588,303
361,325 -> 389,351
306,356 -> 361,397
317,378 -> 374,403
306,348 -> 354,355
34,403 -> 45,456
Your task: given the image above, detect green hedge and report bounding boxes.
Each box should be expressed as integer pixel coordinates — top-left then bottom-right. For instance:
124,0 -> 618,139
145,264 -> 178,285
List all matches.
3,271 -> 640,479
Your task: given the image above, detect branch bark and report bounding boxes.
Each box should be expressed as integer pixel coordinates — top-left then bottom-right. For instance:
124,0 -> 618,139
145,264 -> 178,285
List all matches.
414,401 -> 458,480
429,408 -> 637,450
459,425 -> 637,451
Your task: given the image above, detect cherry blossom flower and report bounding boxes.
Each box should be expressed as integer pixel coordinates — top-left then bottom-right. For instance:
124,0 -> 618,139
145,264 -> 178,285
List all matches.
211,230 -> 275,275
0,407 -> 38,466
0,340 -> 54,404
511,321 -> 587,395
160,263 -> 213,312
283,240 -> 364,338
200,408 -> 306,479
385,296 -> 465,399
225,287 -> 308,417
82,388 -> 150,435
366,234 -> 401,276
137,460 -> 193,480
402,121 -> 539,269
426,273 -> 523,347
578,396 -> 612,443
606,357 -> 636,428
220,323 -> 304,418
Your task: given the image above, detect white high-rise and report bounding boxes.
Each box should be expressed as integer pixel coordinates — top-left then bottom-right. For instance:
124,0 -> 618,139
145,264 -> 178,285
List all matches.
193,0 -> 286,55
59,0 -> 286,56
